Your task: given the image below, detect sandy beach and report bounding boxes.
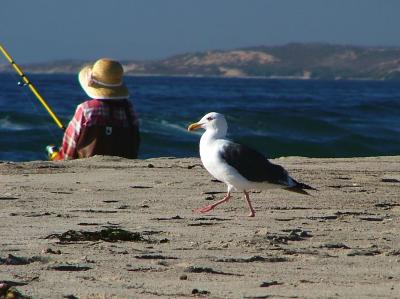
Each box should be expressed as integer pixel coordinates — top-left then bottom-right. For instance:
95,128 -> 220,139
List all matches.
0,156 -> 399,299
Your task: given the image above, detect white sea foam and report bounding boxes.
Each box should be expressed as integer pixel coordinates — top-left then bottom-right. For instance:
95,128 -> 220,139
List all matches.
143,119 -> 200,135
162,120 -> 205,136
0,117 -> 29,131
160,120 -> 192,134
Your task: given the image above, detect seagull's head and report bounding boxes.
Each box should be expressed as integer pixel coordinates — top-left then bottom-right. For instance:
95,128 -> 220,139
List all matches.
188,112 -> 228,137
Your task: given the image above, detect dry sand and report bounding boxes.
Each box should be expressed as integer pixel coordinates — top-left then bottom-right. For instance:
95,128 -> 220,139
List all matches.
0,156 -> 399,299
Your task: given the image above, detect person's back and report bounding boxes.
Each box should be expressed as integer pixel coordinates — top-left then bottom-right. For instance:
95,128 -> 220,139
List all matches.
67,99 -> 139,159
52,58 -> 140,160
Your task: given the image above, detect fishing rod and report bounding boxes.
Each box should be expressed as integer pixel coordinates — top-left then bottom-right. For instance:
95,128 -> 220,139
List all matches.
0,44 -> 65,130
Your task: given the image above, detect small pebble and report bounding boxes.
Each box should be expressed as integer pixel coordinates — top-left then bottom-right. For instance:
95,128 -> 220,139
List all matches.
192,289 -> 199,294
179,274 -> 188,280
0,283 -> 10,296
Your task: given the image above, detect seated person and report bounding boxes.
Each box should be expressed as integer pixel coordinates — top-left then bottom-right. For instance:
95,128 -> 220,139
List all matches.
51,58 -> 140,160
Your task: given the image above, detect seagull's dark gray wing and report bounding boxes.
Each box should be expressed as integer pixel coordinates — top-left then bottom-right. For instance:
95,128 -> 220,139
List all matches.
219,141 -> 289,185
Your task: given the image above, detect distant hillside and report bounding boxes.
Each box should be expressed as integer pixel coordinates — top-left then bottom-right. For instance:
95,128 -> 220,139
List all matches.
1,43 -> 400,80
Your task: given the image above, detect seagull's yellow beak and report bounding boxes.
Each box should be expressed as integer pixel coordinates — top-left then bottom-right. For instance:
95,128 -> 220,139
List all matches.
187,122 -> 202,131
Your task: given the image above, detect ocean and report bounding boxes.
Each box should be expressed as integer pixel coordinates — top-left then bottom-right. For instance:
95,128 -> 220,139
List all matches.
0,74 -> 399,162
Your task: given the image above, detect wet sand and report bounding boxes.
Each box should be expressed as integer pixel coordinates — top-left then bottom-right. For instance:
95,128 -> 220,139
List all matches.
0,156 -> 399,299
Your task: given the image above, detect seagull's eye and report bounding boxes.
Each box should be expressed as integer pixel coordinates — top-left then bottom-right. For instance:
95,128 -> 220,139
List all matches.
206,117 -> 214,121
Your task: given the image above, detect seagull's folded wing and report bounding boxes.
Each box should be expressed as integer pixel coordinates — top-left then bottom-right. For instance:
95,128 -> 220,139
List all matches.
219,141 -> 289,185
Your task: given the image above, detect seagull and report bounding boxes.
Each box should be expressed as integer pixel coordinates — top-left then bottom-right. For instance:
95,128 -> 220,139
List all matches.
187,112 -> 316,217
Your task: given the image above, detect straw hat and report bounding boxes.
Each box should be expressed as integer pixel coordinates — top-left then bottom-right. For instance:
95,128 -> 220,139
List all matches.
78,58 -> 129,99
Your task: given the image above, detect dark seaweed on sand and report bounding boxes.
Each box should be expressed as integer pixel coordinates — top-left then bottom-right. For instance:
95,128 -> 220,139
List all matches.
46,228 -> 145,243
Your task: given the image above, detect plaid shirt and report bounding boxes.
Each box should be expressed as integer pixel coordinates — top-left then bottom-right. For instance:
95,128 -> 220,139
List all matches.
59,99 -> 139,160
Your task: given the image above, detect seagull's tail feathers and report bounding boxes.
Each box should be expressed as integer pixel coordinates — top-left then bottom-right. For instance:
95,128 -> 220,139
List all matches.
285,180 -> 317,196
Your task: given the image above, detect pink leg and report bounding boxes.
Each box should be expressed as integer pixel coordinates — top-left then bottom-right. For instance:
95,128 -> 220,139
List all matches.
244,190 -> 255,217
194,192 -> 231,213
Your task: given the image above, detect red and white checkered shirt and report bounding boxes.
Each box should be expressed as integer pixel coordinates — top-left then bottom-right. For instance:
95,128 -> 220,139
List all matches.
59,99 -> 139,160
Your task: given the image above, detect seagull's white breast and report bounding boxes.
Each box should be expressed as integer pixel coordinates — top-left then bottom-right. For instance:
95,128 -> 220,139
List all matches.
199,137 -> 250,191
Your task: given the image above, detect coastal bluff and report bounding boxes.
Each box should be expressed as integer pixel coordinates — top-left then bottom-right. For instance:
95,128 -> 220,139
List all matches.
1,156 -> 399,298
1,43 -> 400,80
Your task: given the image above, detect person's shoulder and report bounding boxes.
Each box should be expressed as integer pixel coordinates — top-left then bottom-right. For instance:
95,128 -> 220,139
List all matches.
80,99 -> 104,109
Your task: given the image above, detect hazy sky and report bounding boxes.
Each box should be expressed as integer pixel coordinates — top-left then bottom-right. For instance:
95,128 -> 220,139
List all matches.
1,0 -> 399,63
